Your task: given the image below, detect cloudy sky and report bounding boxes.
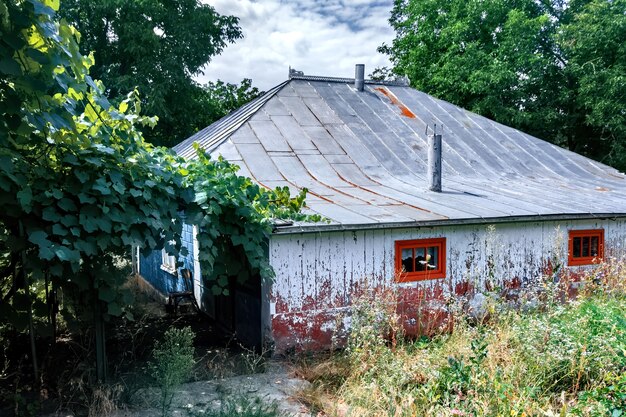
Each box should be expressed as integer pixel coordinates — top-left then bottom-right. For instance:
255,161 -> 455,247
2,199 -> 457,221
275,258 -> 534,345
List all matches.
196,0 -> 396,90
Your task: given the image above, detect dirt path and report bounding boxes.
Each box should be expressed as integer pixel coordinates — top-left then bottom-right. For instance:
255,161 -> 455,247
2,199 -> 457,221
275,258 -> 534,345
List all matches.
44,363 -> 313,417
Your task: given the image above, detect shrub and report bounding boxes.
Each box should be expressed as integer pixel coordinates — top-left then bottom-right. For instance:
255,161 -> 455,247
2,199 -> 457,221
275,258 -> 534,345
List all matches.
151,326 -> 195,417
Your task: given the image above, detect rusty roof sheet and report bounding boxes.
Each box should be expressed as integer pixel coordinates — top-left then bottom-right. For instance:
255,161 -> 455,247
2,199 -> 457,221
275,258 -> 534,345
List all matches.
173,75 -> 626,232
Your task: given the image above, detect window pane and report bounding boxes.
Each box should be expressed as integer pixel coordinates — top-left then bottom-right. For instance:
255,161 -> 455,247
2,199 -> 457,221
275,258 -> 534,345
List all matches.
582,237 -> 590,257
591,236 -> 599,257
427,246 -> 438,270
401,248 -> 414,272
573,237 -> 581,258
415,247 -> 426,271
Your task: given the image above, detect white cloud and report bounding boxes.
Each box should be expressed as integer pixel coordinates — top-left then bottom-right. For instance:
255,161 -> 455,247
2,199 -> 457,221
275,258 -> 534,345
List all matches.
197,0 -> 395,90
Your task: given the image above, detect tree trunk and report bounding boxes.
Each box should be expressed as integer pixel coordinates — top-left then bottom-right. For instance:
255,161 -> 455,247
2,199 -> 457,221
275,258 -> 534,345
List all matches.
94,290 -> 107,382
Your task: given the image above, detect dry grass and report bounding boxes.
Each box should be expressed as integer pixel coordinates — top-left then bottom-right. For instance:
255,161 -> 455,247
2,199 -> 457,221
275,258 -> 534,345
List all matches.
87,384 -> 123,417
294,259 -> 626,417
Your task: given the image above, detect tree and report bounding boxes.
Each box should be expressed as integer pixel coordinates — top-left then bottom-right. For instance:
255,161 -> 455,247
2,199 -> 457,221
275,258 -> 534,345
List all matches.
1,0 -> 312,384
560,0 -> 626,167
58,0 -> 259,147
380,0 -> 626,170
198,79 -> 261,128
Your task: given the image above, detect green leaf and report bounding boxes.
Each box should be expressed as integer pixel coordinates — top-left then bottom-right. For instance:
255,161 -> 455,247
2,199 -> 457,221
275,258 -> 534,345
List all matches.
98,287 -> 116,303
58,198 -> 77,212
42,206 -> 61,222
107,302 -> 122,317
75,170 -> 90,183
121,288 -> 134,305
92,179 -> 111,195
29,230 -> 49,247
17,188 -> 32,211
52,223 -> 66,236
25,47 -> 49,64
74,239 -> 97,255
0,58 -> 22,75
55,246 -> 80,263
112,182 -> 125,193
211,285 -> 223,295
48,188 -> 63,199
43,0 -> 60,12
78,193 -> 96,204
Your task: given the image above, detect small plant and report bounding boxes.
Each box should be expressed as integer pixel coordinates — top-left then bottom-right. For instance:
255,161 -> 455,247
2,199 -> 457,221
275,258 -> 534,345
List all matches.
88,383 -> 123,417
185,395 -> 282,417
575,372 -> 626,416
238,343 -> 269,375
151,326 -> 196,417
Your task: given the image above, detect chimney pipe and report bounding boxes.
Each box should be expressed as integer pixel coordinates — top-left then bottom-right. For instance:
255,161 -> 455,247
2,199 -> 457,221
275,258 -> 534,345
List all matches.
355,64 -> 365,91
428,133 -> 442,192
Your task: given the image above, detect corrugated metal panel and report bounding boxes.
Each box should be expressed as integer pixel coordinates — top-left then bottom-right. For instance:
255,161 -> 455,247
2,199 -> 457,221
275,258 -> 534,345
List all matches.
173,74 -> 626,230
172,81 -> 289,159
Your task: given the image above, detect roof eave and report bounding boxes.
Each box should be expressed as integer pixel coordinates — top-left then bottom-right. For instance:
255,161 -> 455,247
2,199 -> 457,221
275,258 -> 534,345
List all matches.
272,213 -> 626,235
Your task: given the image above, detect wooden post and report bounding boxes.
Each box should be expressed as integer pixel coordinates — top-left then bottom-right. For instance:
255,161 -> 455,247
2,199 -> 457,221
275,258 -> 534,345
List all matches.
428,133 -> 442,192
18,221 -> 39,386
131,246 -> 138,275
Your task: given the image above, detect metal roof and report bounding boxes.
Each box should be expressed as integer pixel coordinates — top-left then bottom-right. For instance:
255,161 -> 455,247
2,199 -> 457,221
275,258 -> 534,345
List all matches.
174,73 -> 626,233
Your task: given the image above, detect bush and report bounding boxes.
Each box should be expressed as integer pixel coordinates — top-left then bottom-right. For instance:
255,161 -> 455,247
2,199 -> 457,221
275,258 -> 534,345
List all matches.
151,326 -> 195,417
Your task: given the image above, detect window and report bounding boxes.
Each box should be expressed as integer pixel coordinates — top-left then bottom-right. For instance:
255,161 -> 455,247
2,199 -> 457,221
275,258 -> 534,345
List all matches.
395,238 -> 446,282
568,229 -> 604,266
161,249 -> 177,273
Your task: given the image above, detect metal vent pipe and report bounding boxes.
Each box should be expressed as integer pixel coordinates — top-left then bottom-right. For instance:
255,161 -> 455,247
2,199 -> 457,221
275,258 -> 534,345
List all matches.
355,64 -> 365,91
428,133 -> 442,192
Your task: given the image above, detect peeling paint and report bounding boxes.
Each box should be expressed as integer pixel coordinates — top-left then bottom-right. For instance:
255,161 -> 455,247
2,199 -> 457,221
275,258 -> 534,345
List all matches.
268,219 -> 626,353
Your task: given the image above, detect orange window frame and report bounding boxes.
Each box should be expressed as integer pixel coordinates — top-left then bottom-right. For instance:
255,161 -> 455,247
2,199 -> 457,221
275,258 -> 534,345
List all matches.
395,238 -> 446,282
568,229 -> 604,266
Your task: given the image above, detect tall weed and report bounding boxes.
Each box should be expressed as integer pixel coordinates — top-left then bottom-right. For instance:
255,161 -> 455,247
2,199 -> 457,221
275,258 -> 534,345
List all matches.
151,326 -> 195,417
298,259 -> 626,416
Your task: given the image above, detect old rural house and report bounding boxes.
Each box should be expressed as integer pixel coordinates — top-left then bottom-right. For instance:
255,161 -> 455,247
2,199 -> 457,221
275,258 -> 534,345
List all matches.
138,66 -> 626,352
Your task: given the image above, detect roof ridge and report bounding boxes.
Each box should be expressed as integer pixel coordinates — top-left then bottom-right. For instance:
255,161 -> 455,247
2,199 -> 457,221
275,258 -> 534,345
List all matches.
288,73 -> 409,87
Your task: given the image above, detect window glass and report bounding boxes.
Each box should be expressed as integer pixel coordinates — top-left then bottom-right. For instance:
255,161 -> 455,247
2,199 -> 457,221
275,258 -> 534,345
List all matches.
414,247 -> 426,271
573,237 -> 581,257
401,248 -> 414,272
427,246 -> 438,270
161,250 -> 177,272
582,237 -> 590,257
591,237 -> 599,257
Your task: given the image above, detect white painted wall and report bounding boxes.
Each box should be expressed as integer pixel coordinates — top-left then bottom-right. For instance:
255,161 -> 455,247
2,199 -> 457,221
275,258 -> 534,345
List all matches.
268,218 -> 626,314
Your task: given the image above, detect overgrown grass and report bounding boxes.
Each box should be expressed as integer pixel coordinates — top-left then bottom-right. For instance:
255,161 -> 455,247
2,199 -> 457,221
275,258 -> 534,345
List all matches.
185,396 -> 283,417
297,262 -> 626,416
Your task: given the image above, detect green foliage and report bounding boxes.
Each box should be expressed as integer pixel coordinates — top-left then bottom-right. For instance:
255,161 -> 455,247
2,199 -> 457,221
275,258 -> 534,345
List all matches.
560,0 -> 626,168
184,146 -> 319,295
382,0 -> 626,170
512,298 -> 626,395
304,291 -> 626,416
575,372 -> 626,417
0,0 -> 314,359
197,79 -> 262,131
0,0 -> 189,329
58,0 -> 260,147
151,326 -> 195,417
